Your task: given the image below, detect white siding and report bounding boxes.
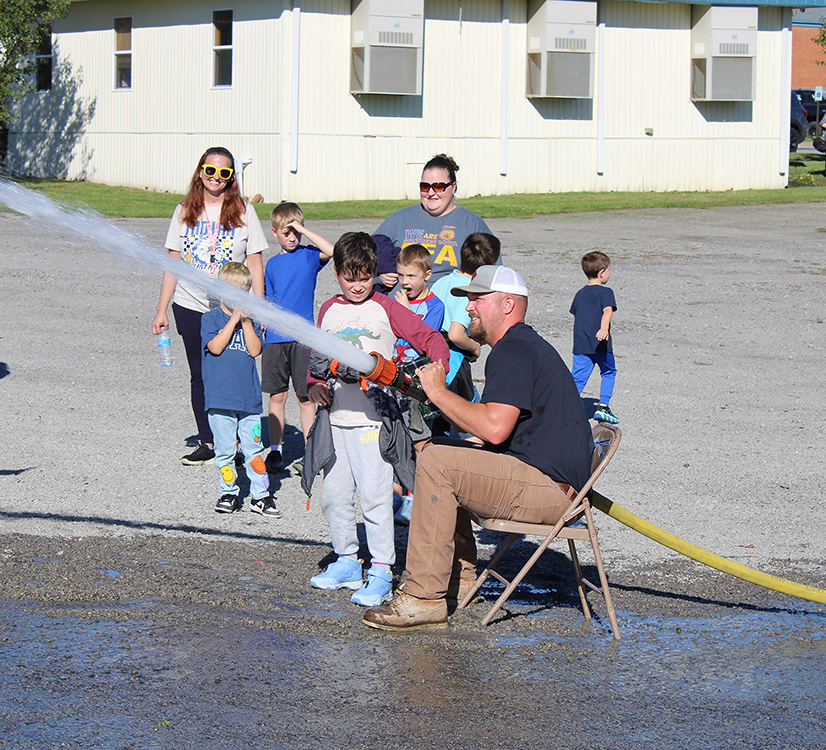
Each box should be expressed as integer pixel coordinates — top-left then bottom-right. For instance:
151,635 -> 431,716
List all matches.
6,0 -> 794,200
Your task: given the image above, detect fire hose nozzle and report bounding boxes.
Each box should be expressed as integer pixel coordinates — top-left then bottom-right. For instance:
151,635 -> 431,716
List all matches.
362,352 -> 428,403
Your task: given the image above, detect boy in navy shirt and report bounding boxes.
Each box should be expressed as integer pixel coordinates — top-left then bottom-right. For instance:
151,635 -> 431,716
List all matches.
570,251 -> 619,424
201,263 -> 273,514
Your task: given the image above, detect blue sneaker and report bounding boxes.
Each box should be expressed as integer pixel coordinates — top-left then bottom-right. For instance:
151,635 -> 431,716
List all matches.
393,494 -> 414,525
593,404 -> 620,424
310,557 -> 363,591
350,564 -> 393,607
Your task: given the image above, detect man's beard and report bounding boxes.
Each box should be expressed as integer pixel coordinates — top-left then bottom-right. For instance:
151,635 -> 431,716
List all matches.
468,317 -> 486,343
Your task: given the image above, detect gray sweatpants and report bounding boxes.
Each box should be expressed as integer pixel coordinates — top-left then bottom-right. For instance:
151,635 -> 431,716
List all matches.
319,423 -> 395,566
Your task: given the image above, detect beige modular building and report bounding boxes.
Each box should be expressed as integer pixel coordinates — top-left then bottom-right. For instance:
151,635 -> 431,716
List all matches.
7,0 -> 826,201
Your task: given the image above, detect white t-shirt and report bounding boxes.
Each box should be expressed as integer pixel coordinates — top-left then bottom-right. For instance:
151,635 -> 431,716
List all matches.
317,297 -> 396,428
165,200 -> 268,313
313,292 -> 449,428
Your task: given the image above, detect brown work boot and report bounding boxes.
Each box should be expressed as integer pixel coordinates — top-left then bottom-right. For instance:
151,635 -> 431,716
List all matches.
362,590 -> 448,631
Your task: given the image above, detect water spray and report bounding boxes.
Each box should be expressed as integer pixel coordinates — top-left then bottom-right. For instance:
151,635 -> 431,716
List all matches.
0,179 -> 374,375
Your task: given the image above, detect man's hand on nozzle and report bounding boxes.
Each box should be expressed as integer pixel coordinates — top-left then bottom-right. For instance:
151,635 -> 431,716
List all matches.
415,359 -> 448,400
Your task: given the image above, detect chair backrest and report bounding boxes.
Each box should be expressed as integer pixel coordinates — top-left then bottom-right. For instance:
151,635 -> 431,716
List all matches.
581,423 -> 621,499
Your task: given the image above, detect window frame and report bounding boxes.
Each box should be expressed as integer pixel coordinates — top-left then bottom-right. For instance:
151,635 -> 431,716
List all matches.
212,8 -> 233,88
34,24 -> 53,92
113,16 -> 132,91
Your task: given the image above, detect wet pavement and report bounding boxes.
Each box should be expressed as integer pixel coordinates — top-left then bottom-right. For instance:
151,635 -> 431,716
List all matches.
1,534 -> 824,749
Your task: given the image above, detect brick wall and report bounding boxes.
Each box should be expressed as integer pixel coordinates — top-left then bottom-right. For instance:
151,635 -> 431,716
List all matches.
793,26 -> 826,88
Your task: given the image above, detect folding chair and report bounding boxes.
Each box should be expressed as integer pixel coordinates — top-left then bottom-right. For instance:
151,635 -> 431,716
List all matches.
456,423 -> 621,639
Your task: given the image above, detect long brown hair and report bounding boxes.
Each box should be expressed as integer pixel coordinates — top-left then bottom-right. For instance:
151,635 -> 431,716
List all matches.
180,146 -> 246,230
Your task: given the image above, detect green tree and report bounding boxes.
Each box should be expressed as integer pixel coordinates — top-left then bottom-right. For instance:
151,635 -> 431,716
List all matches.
814,20 -> 826,67
0,0 -> 69,123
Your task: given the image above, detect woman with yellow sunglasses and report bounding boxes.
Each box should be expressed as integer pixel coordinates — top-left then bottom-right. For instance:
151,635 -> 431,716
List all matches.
152,146 -> 267,466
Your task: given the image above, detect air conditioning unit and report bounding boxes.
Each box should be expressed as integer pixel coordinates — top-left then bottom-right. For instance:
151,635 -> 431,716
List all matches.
350,0 -> 423,95
526,0 -> 596,99
691,5 -> 757,102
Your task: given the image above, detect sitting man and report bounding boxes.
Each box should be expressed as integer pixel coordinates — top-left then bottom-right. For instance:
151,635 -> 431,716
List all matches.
362,265 -> 594,631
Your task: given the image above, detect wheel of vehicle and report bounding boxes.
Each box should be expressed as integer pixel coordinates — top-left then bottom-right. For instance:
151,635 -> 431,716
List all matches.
808,122 -> 820,139
790,126 -> 799,152
813,137 -> 826,154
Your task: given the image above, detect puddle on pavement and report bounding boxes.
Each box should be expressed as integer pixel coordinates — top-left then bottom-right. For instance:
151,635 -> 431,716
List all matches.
0,598 -> 824,749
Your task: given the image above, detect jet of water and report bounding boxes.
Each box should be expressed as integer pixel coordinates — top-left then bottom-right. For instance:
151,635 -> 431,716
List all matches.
0,179 -> 376,374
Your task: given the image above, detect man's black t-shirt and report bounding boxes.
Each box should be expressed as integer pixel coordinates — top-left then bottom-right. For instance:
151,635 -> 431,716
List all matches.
481,322 -> 593,490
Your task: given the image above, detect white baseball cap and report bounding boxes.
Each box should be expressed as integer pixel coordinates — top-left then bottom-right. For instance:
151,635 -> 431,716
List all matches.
451,265 -> 528,297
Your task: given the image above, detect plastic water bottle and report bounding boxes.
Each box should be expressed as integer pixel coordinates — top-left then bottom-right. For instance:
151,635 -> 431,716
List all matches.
157,331 -> 173,367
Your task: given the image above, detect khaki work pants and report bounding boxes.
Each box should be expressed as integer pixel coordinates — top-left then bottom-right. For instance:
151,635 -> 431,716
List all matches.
403,441 -> 574,600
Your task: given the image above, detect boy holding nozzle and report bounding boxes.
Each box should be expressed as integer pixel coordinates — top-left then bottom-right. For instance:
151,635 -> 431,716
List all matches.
302,232 -> 448,608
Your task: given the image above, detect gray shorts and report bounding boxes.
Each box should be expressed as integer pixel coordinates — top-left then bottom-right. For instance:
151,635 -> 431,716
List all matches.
261,341 -> 311,397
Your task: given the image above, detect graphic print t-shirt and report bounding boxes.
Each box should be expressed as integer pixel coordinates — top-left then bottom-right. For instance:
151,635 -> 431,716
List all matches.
375,204 -> 492,284
165,201 -> 268,313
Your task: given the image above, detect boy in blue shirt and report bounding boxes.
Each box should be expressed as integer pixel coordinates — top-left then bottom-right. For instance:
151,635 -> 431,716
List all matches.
570,251 -> 619,424
201,263 -> 272,514
390,243 -> 445,524
262,202 -> 334,476
392,244 -> 445,362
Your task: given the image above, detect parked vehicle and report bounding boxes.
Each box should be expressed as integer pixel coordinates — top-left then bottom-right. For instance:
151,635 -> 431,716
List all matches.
790,91 -> 808,152
792,88 -> 824,137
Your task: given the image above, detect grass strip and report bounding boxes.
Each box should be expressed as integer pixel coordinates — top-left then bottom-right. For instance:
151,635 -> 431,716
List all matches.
3,151 -> 826,220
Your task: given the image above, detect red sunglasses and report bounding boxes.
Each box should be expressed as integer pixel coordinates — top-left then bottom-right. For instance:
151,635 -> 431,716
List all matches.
419,181 -> 454,193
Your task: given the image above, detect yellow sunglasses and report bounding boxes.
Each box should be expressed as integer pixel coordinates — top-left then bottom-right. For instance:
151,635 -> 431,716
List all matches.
202,164 -> 234,181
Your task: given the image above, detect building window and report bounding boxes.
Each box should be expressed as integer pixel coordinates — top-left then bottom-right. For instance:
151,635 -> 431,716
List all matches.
114,17 -> 132,89
213,9 -> 232,87
35,25 -> 52,91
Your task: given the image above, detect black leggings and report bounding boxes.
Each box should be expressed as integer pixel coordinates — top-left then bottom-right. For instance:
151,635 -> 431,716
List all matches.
172,302 -> 213,445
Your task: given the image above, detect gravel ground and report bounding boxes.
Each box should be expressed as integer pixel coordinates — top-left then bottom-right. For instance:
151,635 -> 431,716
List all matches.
1,203 -> 824,577
1,201 -> 825,749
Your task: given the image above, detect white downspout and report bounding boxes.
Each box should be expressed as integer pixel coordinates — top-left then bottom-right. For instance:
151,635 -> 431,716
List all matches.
290,1 -> 301,173
780,7 -> 791,176
500,0 -> 510,176
597,1 -> 606,176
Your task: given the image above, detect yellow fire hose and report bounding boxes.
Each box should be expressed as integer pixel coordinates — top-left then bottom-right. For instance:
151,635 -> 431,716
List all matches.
591,490 -> 826,606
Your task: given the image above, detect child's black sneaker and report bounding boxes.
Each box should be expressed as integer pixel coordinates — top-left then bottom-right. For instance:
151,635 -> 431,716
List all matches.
265,450 -> 283,474
181,443 -> 215,465
250,495 -> 281,517
215,494 -> 241,513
